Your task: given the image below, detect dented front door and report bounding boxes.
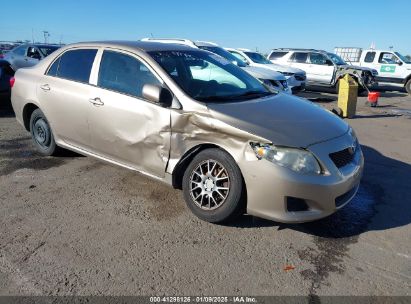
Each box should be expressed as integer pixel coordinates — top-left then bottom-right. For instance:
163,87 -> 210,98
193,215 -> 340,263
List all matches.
87,87 -> 171,178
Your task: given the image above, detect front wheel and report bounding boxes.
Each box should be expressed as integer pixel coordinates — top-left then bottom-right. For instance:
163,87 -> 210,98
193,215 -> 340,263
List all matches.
406,79 -> 411,95
29,108 -> 59,156
182,148 -> 245,223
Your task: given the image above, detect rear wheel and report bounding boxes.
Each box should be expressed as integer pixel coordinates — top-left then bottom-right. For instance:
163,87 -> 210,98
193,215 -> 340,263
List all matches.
406,79 -> 411,95
182,148 -> 245,223
29,109 -> 59,156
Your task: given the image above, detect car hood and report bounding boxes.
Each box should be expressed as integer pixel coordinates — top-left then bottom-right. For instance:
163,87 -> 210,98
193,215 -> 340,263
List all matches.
255,63 -> 305,74
207,93 -> 349,148
339,64 -> 375,73
242,66 -> 286,81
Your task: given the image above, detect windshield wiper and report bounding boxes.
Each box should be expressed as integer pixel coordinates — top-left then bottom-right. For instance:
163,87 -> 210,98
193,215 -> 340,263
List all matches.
197,91 -> 273,102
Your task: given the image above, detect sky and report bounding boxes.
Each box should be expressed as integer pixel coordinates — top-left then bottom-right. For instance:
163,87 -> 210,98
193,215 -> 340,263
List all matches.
1,0 -> 410,55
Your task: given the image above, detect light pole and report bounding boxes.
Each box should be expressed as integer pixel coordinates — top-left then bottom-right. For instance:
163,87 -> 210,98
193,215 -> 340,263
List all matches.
42,31 -> 50,44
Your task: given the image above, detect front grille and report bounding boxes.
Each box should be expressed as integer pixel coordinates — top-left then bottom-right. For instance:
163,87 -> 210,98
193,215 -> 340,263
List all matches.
295,73 -> 306,81
329,148 -> 355,168
280,80 -> 288,89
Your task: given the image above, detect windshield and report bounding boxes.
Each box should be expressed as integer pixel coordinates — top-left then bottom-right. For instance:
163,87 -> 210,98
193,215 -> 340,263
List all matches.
244,52 -> 271,64
38,46 -> 59,57
149,50 -> 273,102
327,53 -> 346,65
394,52 -> 411,64
198,46 -> 247,67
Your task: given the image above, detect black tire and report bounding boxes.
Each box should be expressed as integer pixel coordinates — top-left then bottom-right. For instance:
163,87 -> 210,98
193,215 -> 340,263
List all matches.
406,79 -> 411,95
335,80 -> 340,94
182,148 -> 245,223
29,108 -> 58,156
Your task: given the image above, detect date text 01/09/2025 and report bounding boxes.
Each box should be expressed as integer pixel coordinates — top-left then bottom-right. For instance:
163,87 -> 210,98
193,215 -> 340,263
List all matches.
149,296 -> 257,303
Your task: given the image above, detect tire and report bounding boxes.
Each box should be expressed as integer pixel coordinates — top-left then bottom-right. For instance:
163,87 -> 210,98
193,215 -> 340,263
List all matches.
358,86 -> 368,96
406,79 -> 411,95
335,81 -> 340,94
182,148 -> 245,223
29,108 -> 58,156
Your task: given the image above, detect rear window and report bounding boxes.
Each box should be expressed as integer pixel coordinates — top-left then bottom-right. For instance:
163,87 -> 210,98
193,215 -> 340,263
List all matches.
290,52 -> 308,63
13,46 -> 27,56
47,49 -> 97,83
269,51 -> 287,60
364,52 -> 376,63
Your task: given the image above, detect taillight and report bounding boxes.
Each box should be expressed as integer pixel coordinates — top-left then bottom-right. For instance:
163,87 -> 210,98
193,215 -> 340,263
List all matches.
10,77 -> 15,88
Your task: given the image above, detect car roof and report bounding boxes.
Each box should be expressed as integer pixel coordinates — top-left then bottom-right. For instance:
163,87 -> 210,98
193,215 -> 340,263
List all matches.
66,40 -> 197,52
33,44 -> 61,48
141,38 -> 219,48
271,48 -> 328,54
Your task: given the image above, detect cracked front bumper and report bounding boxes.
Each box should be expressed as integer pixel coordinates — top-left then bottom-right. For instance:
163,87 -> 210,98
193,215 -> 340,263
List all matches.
238,132 -> 364,223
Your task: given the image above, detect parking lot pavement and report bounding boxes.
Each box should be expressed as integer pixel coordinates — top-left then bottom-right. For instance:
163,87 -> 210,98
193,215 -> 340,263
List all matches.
0,91 -> 410,297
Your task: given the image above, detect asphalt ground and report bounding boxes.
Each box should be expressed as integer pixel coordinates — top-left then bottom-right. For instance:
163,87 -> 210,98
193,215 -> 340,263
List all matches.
0,88 -> 410,297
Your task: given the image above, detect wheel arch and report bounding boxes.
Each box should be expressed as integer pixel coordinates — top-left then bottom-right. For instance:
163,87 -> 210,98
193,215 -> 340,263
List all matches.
171,143 -> 243,190
22,103 -> 40,131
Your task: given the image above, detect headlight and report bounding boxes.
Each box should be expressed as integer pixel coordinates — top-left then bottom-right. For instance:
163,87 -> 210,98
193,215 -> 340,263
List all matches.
348,127 -> 360,153
251,144 -> 322,175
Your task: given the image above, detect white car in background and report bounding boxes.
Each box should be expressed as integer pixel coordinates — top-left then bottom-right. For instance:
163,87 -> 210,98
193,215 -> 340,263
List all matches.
141,38 -> 291,94
226,48 -> 306,93
268,48 -> 377,93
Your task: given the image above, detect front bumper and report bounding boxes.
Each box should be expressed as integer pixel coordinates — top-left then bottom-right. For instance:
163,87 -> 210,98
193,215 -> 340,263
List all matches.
239,132 -> 364,223
286,75 -> 306,93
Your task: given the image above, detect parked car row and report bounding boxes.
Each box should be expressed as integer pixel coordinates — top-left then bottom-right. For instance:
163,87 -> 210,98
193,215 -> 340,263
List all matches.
268,48 -> 378,93
141,38 -> 299,94
11,40 -> 364,224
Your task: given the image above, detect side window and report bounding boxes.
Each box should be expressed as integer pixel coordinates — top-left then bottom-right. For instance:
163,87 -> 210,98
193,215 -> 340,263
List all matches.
49,49 -> 97,83
309,53 -> 327,65
98,50 -> 161,98
27,47 -> 41,59
13,46 -> 27,56
290,52 -> 308,63
378,52 -> 400,64
47,57 -> 61,76
230,51 -> 248,62
269,51 -> 287,60
364,52 -> 376,63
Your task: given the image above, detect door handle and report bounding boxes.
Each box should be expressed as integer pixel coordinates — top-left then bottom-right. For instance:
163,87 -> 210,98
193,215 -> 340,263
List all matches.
40,84 -> 50,91
89,97 -> 104,106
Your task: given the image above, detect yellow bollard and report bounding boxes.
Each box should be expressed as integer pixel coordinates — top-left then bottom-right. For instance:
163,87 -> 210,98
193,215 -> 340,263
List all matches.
337,74 -> 358,118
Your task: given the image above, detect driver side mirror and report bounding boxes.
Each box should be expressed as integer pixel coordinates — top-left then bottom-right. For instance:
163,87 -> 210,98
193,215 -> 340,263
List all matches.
142,84 -> 173,107
325,59 -> 334,66
398,61 -> 403,66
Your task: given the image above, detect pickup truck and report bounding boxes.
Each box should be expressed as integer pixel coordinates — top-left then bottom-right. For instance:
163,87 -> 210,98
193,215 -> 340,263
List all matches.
268,48 -> 378,93
335,47 -> 411,95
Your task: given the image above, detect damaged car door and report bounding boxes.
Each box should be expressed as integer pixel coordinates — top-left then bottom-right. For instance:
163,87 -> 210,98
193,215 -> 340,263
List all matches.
88,49 -> 171,178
